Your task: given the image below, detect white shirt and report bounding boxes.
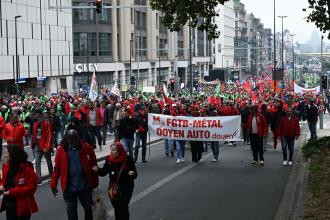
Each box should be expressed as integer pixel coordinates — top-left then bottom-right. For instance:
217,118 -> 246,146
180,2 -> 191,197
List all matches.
251,116 -> 258,134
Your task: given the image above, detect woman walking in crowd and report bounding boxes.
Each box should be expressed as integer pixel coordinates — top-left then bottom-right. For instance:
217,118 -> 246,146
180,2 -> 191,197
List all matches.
279,108 -> 300,166
0,144 -> 39,220
248,105 -> 268,166
93,142 -> 137,220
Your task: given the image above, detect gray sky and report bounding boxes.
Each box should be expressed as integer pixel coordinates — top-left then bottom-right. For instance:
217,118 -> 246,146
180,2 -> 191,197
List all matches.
242,0 -> 327,44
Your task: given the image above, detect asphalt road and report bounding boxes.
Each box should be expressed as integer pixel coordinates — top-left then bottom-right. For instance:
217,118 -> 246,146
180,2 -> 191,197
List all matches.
0,131 -> 303,220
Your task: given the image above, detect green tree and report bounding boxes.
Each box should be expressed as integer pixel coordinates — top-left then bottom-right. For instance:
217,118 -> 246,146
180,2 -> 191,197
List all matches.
149,0 -> 229,40
303,0 -> 330,39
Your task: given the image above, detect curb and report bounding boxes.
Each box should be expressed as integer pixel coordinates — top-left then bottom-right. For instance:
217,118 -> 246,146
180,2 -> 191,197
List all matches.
274,133 -> 309,220
40,138 -> 163,182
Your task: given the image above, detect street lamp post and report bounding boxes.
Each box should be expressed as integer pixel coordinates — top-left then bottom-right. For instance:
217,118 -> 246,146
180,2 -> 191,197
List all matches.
273,0 -> 276,93
290,34 -> 296,82
14,15 -> 22,88
189,23 -> 193,99
278,16 -> 287,70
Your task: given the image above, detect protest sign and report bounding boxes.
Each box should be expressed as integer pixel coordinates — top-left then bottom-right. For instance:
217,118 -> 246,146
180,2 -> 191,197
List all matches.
294,83 -> 320,94
148,114 -> 241,141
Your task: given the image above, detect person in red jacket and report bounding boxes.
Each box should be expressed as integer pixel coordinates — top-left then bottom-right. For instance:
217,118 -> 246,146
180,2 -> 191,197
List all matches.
50,129 -> 98,220
279,108 -> 300,166
0,144 -> 38,220
0,115 -> 5,160
31,109 -> 53,184
248,105 -> 268,166
2,112 -> 27,149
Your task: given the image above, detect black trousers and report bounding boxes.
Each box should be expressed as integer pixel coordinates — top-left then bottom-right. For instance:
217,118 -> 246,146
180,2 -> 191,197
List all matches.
250,134 -> 264,161
63,190 -> 93,220
6,207 -> 31,220
190,141 -> 203,162
111,187 -> 133,220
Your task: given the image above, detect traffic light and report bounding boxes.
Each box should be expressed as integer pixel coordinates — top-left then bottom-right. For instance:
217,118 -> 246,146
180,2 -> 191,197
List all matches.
96,0 -> 102,14
321,75 -> 328,90
130,76 -> 135,85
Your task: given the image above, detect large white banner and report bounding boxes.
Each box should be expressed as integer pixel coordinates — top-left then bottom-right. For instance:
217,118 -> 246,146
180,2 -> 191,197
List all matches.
148,114 -> 241,141
294,83 -> 320,94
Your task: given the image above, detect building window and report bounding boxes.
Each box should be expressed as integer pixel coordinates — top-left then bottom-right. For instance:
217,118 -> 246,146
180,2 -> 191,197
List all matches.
218,44 -> 221,53
60,78 -> 67,89
73,3 -> 95,24
99,33 -> 112,57
98,4 -> 111,24
73,32 -> 97,57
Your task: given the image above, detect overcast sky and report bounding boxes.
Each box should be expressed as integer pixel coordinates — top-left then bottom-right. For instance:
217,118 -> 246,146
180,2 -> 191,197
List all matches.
242,0 -> 327,44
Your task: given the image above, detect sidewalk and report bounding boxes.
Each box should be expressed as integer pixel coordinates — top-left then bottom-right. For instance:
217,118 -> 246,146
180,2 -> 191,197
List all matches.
0,134 -> 162,181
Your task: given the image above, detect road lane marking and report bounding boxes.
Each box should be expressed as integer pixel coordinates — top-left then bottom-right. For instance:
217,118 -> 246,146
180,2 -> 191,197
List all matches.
107,152 -> 213,219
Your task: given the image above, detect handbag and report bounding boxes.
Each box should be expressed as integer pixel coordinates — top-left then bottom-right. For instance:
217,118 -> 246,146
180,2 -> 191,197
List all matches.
108,159 -> 126,200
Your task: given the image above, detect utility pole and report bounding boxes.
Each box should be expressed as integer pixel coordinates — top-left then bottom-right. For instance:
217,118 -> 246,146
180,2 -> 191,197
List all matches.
320,35 -> 324,129
278,16 -> 287,70
273,0 -> 276,93
189,23 -> 193,99
290,34 -> 296,82
14,15 -> 22,93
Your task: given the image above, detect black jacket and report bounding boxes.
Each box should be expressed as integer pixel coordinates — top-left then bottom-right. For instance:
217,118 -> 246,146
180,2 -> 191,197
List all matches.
307,104 -> 319,123
98,156 -> 137,191
135,113 -> 148,134
119,118 -> 136,139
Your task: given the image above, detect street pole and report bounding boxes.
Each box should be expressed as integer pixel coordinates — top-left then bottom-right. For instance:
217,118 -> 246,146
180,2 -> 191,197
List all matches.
290,34 -> 296,82
278,16 -> 288,69
273,0 -> 276,94
189,24 -> 193,99
130,39 -> 133,87
320,35 -> 324,129
14,15 -> 22,92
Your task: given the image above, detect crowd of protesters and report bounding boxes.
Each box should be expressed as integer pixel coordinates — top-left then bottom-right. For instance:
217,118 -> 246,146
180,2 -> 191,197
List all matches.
0,74 -> 326,219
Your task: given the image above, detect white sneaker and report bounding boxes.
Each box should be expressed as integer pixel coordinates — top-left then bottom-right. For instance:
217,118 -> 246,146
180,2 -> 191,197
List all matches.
181,158 -> 185,162
260,161 -> 264,166
212,158 -> 218,162
176,159 -> 181,164
288,161 -> 293,166
282,161 -> 288,166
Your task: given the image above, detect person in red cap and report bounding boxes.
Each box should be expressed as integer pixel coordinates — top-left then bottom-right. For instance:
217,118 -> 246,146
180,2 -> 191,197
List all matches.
92,142 -> 137,220
3,112 -> 27,149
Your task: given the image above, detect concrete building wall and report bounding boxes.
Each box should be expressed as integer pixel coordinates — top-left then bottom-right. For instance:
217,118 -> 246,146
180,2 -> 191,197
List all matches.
0,0 -> 73,94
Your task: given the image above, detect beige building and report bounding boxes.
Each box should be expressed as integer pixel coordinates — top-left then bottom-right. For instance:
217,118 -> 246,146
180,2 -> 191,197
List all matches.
73,0 -> 212,91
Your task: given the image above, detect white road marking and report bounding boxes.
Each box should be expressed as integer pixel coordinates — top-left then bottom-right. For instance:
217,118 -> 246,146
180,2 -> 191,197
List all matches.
107,152 -> 213,219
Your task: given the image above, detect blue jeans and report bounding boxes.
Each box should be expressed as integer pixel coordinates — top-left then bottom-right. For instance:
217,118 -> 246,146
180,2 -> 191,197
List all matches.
134,133 -> 147,162
175,140 -> 185,160
122,138 -> 134,156
164,139 -> 173,154
308,122 -> 317,139
282,137 -> 295,161
63,189 -> 93,220
210,141 -> 220,160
